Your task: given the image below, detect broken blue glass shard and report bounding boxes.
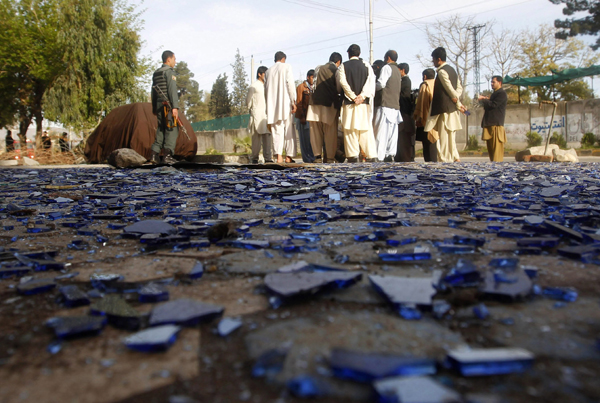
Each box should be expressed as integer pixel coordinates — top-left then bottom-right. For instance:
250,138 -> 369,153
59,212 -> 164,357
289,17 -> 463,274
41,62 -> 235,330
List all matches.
138,283 -> 169,303
90,273 -> 124,291
17,278 -> 56,295
124,325 -> 181,352
524,215 -> 545,225
27,226 -> 52,233
47,340 -> 63,354
286,376 -> 323,398
480,270 -> 532,301
281,193 -> 315,202
443,259 -> 481,287
264,272 -> 362,300
90,295 -> 142,330
516,237 -> 560,248
542,287 -> 578,302
330,348 -> 437,383
386,237 -> 417,247
399,304 -> 422,320
68,239 -> 90,250
149,298 -> 224,326
432,300 -> 452,319
452,235 -> 486,246
369,275 -> 436,311
244,219 -> 263,227
378,248 -> 431,261
448,218 -> 467,228
46,315 -> 107,339
557,245 -> 599,262
438,244 -> 475,254
77,227 -> 99,236
515,247 -> 543,255
497,229 -> 535,239
489,258 -> 519,270
59,285 -> 90,308
542,220 -> 584,242
334,254 -> 349,264
446,347 -> 534,376
252,349 -> 287,378
123,220 -> 177,236
217,317 -> 243,337
189,261 -> 204,279
0,266 -> 32,279
220,240 -> 270,250
55,271 -> 80,280
373,375 -> 461,403
473,303 -> 490,319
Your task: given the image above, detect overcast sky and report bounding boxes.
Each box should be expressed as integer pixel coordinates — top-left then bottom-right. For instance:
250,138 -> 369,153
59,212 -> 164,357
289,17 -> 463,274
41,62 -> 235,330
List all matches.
136,0 -> 596,96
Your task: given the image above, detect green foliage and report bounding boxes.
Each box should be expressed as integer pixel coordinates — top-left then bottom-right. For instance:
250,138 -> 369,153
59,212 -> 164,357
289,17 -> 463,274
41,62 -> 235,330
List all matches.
580,132 -> 597,148
525,131 -> 543,147
44,0 -> 150,130
549,131 -> 568,148
466,134 -> 479,150
550,0 -> 600,50
233,136 -> 252,154
204,148 -> 221,155
230,49 -> 249,116
515,24 -> 598,102
174,61 -> 212,122
0,0 -> 150,135
209,74 -> 232,118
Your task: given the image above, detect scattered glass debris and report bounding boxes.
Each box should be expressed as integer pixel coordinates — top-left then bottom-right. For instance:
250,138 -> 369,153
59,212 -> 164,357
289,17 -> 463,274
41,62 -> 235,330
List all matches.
252,349 -> 287,378
138,283 -> 169,303
17,278 -> 56,295
542,287 -> 578,302
90,295 -> 142,330
59,285 -> 90,308
263,272 -> 362,302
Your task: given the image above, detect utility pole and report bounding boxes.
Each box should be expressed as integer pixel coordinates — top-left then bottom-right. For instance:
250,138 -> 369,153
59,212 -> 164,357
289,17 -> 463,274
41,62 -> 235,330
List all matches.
369,0 -> 374,65
250,55 -> 255,83
468,24 -> 485,98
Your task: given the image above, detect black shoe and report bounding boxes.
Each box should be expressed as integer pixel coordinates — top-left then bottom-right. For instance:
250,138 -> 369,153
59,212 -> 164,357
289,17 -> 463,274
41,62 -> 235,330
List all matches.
313,155 -> 322,163
163,149 -> 177,165
383,155 -> 394,162
150,151 -> 160,164
366,158 -> 379,163
251,159 -> 259,164
346,157 -> 358,163
265,159 -> 274,163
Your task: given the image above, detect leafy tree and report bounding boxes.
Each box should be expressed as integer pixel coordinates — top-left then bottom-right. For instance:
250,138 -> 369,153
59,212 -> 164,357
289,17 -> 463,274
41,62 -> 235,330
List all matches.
44,0 -> 150,130
173,61 -> 211,122
550,0 -> 600,50
230,49 -> 249,116
515,24 -> 598,101
0,0 -> 149,144
209,74 -> 232,118
0,0 -> 63,144
417,15 -> 493,100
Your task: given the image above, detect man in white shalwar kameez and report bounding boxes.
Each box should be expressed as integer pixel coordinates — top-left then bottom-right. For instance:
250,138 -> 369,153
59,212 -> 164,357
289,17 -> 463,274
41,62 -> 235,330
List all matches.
423,47 -> 466,162
373,50 -> 403,162
336,44 -> 378,162
265,51 -> 297,163
246,66 -> 272,163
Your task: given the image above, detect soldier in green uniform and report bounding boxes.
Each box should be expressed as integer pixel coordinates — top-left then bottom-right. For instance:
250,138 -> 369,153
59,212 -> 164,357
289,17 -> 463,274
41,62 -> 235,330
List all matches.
150,50 -> 179,164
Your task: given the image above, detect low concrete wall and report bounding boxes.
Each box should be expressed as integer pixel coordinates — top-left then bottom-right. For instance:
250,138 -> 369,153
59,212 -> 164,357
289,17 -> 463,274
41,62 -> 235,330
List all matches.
195,99 -> 600,154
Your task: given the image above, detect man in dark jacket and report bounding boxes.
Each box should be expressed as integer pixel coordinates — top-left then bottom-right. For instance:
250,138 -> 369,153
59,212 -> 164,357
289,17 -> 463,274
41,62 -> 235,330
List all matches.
150,50 -> 179,164
395,63 -> 416,162
478,76 -> 507,161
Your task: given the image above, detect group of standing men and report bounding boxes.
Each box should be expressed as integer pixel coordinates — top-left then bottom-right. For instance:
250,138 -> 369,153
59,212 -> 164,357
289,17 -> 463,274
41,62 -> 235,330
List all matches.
149,47 -> 508,165
247,45 -> 509,164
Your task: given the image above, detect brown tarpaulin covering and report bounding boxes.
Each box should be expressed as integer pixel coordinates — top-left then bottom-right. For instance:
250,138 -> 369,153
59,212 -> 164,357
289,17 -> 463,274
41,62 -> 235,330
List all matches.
84,102 -> 197,163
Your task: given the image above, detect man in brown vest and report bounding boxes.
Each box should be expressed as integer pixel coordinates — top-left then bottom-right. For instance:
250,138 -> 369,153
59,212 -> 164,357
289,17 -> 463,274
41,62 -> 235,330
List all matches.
424,47 -> 466,162
373,50 -> 402,162
306,53 -> 343,163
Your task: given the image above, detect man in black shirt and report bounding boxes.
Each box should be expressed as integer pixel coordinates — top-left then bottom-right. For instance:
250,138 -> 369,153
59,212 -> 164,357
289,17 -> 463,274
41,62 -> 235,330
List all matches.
478,76 -> 507,161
